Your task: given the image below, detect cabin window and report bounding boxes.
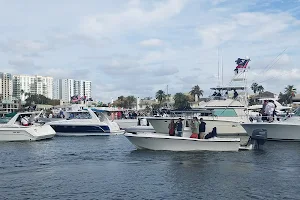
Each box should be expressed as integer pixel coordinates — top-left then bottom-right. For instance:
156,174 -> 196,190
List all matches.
213,109 -> 237,117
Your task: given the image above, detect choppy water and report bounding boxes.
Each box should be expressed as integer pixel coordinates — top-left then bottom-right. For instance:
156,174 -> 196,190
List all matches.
1,136 -> 300,200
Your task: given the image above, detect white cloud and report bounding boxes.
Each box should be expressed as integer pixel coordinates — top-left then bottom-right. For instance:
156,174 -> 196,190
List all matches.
139,39 -> 164,47
0,40 -> 50,55
197,11 -> 300,48
79,0 -> 188,38
1,0 -> 300,102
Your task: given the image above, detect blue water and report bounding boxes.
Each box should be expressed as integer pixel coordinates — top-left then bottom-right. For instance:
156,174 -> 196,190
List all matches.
1,136 -> 300,200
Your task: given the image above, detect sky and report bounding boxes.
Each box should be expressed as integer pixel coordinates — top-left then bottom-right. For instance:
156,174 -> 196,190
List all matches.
1,0 -> 300,103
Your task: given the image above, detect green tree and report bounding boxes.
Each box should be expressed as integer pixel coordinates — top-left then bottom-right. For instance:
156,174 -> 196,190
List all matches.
257,85 -> 264,94
25,94 -> 60,106
113,96 -> 136,108
18,89 -> 25,111
189,85 -> 203,101
126,96 -> 136,109
25,92 -> 31,98
278,92 -> 287,105
20,89 -> 24,99
284,85 -> 296,104
173,93 -> 190,110
155,90 -> 166,105
251,82 -> 259,94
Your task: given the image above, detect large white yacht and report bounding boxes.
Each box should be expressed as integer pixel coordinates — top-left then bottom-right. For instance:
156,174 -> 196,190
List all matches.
241,107 -> 300,141
145,57 -> 254,136
46,106 -> 124,136
0,111 -> 56,141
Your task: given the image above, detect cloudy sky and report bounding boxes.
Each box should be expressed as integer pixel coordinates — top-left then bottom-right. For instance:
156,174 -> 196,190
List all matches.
1,0 -> 300,102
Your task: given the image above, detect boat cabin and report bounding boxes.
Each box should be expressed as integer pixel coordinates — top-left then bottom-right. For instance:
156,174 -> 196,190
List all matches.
6,111 -> 42,126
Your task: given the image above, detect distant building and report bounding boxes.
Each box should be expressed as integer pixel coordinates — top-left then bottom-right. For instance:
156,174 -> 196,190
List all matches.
0,72 -> 13,101
13,74 -> 53,100
53,79 -> 92,103
251,91 -> 276,100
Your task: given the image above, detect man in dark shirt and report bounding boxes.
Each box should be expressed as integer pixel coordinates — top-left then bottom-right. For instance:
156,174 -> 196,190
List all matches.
176,118 -> 183,137
199,118 -> 206,139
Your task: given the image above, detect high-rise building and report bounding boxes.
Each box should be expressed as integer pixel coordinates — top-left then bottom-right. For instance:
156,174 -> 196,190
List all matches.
53,79 -> 92,102
0,72 -> 13,101
13,75 -> 53,101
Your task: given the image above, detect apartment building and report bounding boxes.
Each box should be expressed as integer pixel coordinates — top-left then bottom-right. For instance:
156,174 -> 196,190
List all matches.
53,79 -> 92,102
13,75 -> 53,101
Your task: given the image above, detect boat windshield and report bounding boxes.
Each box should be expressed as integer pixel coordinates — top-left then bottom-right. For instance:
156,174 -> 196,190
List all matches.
213,108 -> 238,117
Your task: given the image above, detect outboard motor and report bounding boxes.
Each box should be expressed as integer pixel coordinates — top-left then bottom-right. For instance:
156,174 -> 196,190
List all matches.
246,129 -> 267,150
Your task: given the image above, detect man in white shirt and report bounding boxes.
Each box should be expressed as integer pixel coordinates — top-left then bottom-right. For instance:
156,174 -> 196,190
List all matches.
265,101 -> 275,122
21,116 -> 29,126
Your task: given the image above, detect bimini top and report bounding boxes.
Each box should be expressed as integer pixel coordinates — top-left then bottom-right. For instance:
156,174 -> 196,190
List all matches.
210,86 -> 247,91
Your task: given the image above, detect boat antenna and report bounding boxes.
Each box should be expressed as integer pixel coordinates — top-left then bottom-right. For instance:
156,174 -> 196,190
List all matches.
217,47 -> 220,86
221,49 -> 223,86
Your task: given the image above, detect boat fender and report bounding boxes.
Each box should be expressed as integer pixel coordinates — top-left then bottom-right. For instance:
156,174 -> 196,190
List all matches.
137,118 -> 141,126
147,120 -> 150,126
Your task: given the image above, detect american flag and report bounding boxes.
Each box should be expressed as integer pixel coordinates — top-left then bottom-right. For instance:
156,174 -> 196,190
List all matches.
235,58 -> 250,69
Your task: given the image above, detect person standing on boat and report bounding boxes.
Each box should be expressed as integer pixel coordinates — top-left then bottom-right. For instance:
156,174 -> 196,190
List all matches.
265,100 -> 275,122
190,117 -> 199,138
199,118 -> 206,139
175,118 -> 183,137
261,100 -> 268,121
168,119 -> 176,136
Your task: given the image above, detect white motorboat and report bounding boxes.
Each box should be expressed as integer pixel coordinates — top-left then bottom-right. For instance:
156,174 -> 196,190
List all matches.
248,98 -> 293,118
241,108 -> 300,140
47,107 -> 124,136
125,119 -> 268,152
0,111 -> 56,141
124,125 -> 155,134
124,127 -> 267,152
124,132 -> 241,151
114,117 -> 154,130
113,119 -> 139,129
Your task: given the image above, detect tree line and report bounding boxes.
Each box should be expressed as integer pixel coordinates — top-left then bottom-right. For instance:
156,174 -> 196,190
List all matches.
250,82 -> 296,105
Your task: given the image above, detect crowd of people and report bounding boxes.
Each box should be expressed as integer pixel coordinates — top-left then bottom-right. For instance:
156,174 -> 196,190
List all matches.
168,117 -> 217,139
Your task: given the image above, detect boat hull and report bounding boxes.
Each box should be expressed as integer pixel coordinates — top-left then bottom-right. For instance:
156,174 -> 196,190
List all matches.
147,118 -> 247,136
0,125 -> 56,141
124,133 -> 240,152
50,124 -> 114,136
124,126 -> 155,133
241,123 -> 300,141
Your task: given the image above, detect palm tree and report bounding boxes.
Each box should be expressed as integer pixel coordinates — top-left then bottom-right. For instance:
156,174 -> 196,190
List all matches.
284,85 -> 296,104
189,85 -> 203,101
126,96 -> 136,109
18,89 -> 25,111
251,82 -> 259,94
155,90 -> 166,105
24,92 -> 31,99
173,93 -> 190,109
257,85 -> 264,94
20,89 -> 24,100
